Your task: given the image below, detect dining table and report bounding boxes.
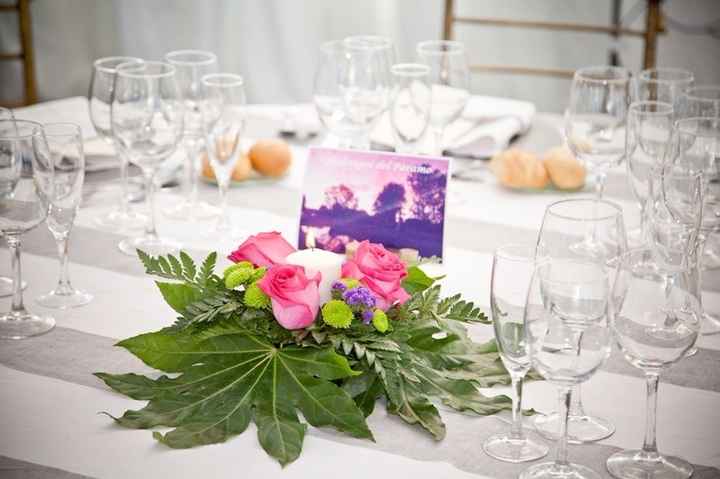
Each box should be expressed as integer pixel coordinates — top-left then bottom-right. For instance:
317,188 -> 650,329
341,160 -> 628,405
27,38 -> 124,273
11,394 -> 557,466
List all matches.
1,97 -> 719,479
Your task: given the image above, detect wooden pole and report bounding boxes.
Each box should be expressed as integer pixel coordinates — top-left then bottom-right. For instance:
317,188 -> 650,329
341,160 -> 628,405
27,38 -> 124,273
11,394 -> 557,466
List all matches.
643,0 -> 661,69
443,0 -> 454,40
18,0 -> 37,105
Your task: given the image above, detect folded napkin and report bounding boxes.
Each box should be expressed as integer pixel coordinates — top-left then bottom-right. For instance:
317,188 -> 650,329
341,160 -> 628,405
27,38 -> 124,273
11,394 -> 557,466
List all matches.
244,103 -> 322,139
371,94 -> 536,158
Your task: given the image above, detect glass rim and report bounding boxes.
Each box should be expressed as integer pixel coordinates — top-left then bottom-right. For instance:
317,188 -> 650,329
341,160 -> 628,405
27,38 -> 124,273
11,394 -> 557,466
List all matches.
0,119 -> 44,140
164,49 -> 218,66
637,67 -> 694,84
39,122 -> 82,138
494,243 -> 535,263
674,116 -> 720,137
683,85 -> 720,101
629,100 -> 674,116
93,56 -> 144,74
574,65 -> 630,84
116,61 -> 176,79
202,73 -> 244,88
344,35 -> 393,51
391,63 -> 430,77
417,40 -> 465,55
545,198 -> 623,222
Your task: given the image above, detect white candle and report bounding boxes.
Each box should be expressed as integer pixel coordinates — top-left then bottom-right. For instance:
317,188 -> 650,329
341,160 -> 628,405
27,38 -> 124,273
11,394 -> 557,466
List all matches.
285,248 -> 344,304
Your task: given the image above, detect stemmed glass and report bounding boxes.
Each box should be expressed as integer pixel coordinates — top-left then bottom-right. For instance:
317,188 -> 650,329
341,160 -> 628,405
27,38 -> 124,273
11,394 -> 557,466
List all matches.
633,68 -> 694,107
34,123 -> 92,309
88,56 -> 147,231
163,49 -> 220,220
416,40 -> 470,156
565,66 -> 631,199
201,73 -> 246,237
677,85 -> 720,118
521,258 -> 613,479
625,101 -> 674,274
340,36 -> 393,150
0,106 -> 27,298
112,61 -> 184,257
606,249 -> 702,479
389,63 -> 431,154
483,244 -> 549,463
534,199 -> 627,444
0,120 -> 55,339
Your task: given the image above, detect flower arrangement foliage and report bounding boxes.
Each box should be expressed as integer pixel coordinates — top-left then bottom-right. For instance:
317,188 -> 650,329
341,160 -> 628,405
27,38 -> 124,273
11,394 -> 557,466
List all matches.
96,233 -> 513,466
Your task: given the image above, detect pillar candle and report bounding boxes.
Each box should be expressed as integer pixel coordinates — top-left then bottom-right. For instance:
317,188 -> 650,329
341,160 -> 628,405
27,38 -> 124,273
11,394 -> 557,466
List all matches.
284,248 -> 344,304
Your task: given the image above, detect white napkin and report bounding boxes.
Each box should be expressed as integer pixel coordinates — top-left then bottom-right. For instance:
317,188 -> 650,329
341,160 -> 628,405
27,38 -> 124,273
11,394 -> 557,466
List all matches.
371,95 -> 536,158
244,103 -> 322,139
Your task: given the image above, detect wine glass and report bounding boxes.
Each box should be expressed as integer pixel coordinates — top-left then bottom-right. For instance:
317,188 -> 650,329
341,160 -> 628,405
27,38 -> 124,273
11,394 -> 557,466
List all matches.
677,85 -> 720,119
163,49 -> 220,220
606,249 -> 702,479
340,36 -> 393,150
88,56 -> 147,231
0,120 -> 55,339
633,68 -> 694,108
389,63 -> 431,154
201,73 -> 246,237
534,198 -> 627,444
565,66 -> 631,199
112,61 -> 184,257
33,123 -> 92,309
625,101 -> 674,275
0,106 -> 28,298
416,40 -> 470,156
483,244 -> 549,463
521,259 -> 613,479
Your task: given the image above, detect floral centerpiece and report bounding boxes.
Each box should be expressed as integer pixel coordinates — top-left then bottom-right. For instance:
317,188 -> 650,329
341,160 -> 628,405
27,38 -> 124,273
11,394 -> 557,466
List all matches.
96,232 -> 513,466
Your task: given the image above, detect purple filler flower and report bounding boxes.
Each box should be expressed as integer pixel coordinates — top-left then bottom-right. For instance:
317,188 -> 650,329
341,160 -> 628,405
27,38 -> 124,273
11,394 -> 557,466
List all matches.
332,281 -> 347,293
342,286 -> 376,309
362,309 -> 374,324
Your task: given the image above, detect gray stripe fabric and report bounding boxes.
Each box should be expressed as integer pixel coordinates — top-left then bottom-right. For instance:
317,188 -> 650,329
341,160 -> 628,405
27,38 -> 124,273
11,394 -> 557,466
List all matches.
0,327 -> 719,479
0,456 -> 94,479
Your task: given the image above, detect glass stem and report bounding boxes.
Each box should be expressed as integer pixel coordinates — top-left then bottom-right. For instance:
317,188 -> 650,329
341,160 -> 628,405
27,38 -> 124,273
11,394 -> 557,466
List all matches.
55,236 -> 73,294
144,170 -> 158,240
509,374 -> 525,440
641,372 -> 660,458
185,140 -> 200,207
6,234 -> 26,315
432,126 -> 444,156
118,148 -> 130,216
594,171 -> 607,199
555,387 -> 572,466
568,384 -> 584,417
216,180 -> 231,231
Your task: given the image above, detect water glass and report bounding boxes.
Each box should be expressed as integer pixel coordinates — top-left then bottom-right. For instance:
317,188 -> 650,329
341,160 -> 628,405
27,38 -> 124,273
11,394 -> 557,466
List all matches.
565,66 -> 630,199
0,120 -> 55,339
112,61 -> 184,257
521,259 -> 613,479
389,63 -> 431,154
33,123 -> 92,309
483,244 -> 549,463
163,49 -> 219,220
416,40 -> 470,156
606,249 -> 701,479
88,56 -> 147,231
201,73 -> 246,236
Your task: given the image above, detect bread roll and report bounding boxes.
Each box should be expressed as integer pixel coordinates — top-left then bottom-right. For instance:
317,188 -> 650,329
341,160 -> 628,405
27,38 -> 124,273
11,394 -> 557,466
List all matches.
201,152 -> 252,182
542,146 -> 586,190
490,149 -> 549,190
249,139 -> 292,177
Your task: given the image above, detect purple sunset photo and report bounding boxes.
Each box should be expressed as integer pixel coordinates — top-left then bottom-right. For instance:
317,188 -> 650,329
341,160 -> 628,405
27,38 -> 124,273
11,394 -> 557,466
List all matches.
298,148 -> 449,260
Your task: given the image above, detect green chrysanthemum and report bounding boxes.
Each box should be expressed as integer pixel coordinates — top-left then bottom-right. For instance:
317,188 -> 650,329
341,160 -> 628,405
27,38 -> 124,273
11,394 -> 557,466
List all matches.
341,278 -> 361,289
321,300 -> 354,329
225,267 -> 254,289
372,309 -> 389,333
250,266 -> 267,282
223,261 -> 253,279
244,282 -> 271,309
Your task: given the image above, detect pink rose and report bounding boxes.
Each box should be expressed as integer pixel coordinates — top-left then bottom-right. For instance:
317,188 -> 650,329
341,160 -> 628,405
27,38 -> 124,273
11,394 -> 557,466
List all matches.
228,232 -> 295,268
257,264 -> 321,330
341,241 -> 410,310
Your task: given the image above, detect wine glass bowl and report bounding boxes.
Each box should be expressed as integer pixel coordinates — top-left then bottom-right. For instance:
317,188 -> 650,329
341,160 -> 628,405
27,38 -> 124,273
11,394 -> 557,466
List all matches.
565,66 -> 631,199
0,119 -> 55,339
389,63 -> 431,154
677,85 -> 720,119
633,68 -> 694,106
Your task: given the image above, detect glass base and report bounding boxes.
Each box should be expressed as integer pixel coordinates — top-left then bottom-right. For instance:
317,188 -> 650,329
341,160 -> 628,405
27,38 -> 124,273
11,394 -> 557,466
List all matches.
0,276 -> 27,298
0,311 -> 55,340
606,450 -> 693,479
520,461 -> 601,479
701,311 -> 720,335
482,433 -> 549,463
94,209 -> 148,232
163,200 -> 220,221
118,235 -> 181,257
36,288 -> 93,310
684,347 -> 698,358
534,412 -> 615,444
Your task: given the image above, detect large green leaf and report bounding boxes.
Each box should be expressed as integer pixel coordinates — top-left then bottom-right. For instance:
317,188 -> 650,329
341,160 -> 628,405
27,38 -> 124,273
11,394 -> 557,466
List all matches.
97,331 -> 372,466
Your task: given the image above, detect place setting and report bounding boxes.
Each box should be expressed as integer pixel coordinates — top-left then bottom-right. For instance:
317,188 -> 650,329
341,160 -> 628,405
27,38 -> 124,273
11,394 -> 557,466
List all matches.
1,4 -> 720,479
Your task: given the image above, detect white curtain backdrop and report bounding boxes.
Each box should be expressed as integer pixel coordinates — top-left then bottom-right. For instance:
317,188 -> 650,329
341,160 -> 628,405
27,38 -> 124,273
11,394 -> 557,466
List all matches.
1,0 -> 718,112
